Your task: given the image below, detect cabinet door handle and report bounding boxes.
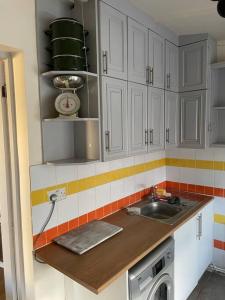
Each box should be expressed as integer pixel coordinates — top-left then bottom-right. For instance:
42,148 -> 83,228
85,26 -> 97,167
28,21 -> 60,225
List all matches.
197,214 -> 203,240
149,129 -> 153,145
167,74 -> 170,89
166,128 -> 170,144
105,130 -> 110,151
150,67 -> 154,85
146,66 -> 150,84
145,129 -> 149,145
103,51 -> 108,74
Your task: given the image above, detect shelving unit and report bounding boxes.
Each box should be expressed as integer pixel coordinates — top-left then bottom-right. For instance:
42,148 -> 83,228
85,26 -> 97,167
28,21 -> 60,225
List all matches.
36,0 -> 101,164
210,63 -> 225,147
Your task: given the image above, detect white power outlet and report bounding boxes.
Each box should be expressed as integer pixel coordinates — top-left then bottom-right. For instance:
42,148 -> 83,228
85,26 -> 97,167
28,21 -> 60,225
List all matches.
48,188 -> 66,202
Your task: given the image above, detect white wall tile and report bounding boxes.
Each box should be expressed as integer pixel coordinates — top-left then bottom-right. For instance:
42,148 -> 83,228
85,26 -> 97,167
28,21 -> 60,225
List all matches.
32,202 -> 58,235
180,168 -> 196,184
95,161 -> 110,175
214,223 -> 225,242
144,170 -> 154,188
135,173 -> 148,191
134,155 -> 146,165
109,159 -> 123,171
166,166 -> 180,182
214,197 -> 225,215
55,166 -> 77,184
121,156 -> 134,168
214,170 -> 225,189
76,164 -> 96,180
77,189 -> 96,216
195,149 -> 214,161
30,165 -> 56,190
194,169 -> 214,187
213,248 -> 225,269
213,148 -> 225,161
95,184 -> 111,208
123,176 -> 136,197
57,194 -> 78,224
111,179 -> 125,201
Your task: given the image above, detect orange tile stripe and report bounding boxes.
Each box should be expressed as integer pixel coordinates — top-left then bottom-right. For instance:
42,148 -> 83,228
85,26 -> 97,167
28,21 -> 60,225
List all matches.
214,240 -> 225,251
33,183 -> 166,250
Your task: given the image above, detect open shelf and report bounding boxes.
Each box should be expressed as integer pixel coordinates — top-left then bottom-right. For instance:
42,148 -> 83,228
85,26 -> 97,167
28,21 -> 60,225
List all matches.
46,158 -> 100,166
41,71 -> 98,82
211,61 -> 225,69
43,117 -> 99,122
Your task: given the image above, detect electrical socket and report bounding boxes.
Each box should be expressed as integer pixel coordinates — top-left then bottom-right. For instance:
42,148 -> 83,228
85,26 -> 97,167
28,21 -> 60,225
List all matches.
48,188 -> 66,202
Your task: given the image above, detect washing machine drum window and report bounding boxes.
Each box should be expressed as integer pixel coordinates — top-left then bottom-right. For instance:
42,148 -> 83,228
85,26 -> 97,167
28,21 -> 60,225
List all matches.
141,274 -> 173,300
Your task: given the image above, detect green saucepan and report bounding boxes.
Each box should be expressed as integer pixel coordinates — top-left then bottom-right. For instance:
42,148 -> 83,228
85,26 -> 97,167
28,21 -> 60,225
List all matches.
50,18 -> 84,40
52,55 -> 87,71
51,38 -> 85,57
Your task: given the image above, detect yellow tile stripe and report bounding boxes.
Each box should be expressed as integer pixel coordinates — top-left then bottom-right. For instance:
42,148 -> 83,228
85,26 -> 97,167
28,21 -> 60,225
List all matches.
31,158 -> 166,207
214,214 -> 225,225
166,158 -> 225,171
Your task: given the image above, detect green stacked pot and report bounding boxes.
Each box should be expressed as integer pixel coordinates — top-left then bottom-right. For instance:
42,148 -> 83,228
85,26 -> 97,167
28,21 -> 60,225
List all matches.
49,18 -> 87,71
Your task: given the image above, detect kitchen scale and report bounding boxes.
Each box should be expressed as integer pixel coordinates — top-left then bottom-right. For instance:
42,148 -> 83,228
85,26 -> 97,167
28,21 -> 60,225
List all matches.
53,75 -> 84,119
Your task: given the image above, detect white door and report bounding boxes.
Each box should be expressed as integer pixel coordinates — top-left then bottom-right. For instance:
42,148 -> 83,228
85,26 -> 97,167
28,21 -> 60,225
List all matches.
148,87 -> 164,151
179,41 -> 207,92
128,18 -> 148,85
174,216 -> 199,300
101,76 -> 128,160
197,202 -> 214,279
165,41 -> 178,92
149,31 -> 165,89
179,90 -> 206,148
128,82 -> 148,155
100,2 -> 127,80
165,91 -> 178,148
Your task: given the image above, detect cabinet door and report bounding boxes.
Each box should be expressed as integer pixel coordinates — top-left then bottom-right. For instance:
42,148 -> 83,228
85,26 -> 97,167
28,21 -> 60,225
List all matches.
179,90 -> 206,148
128,18 -> 148,85
128,83 -> 148,155
179,41 -> 207,92
165,41 -> 178,92
100,2 -> 127,80
149,31 -> 165,89
197,201 -> 214,279
174,217 -> 198,300
148,87 -> 165,151
101,77 -> 128,160
165,91 -> 178,148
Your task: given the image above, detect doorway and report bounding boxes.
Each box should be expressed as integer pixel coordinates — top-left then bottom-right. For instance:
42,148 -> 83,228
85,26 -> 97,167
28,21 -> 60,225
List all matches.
0,52 -> 34,300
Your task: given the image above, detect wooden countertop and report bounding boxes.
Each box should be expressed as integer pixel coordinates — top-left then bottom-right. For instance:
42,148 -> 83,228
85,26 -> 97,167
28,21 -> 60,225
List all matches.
37,192 -> 213,294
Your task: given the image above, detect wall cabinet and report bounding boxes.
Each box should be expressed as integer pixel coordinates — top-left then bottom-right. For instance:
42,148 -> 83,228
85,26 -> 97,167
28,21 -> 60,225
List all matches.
148,87 -> 165,151
128,83 -> 148,155
100,2 -> 127,80
179,90 -> 206,148
165,91 -> 178,148
179,41 -> 207,92
149,31 -> 165,89
128,18 -> 148,85
165,41 -> 178,92
101,77 -> 128,161
174,201 -> 213,300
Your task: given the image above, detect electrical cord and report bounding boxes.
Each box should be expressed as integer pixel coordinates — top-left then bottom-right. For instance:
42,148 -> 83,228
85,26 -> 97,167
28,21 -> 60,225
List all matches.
33,199 -> 56,264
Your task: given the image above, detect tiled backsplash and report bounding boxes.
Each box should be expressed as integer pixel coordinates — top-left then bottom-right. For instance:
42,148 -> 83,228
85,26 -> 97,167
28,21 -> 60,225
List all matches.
31,148 -> 225,270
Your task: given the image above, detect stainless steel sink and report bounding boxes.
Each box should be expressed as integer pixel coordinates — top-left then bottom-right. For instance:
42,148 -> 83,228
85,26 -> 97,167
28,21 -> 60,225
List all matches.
127,197 -> 200,225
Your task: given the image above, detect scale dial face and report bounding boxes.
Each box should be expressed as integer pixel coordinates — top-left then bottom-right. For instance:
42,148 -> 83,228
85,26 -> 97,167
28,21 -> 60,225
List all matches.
55,92 -> 80,116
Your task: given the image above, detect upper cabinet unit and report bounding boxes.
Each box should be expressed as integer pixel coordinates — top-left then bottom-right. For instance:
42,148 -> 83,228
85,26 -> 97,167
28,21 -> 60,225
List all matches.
179,90 -> 206,148
165,41 -> 178,92
165,91 -> 178,148
128,18 -> 148,85
148,31 -> 165,89
100,2 -> 128,80
101,77 -> 128,161
179,41 -> 207,92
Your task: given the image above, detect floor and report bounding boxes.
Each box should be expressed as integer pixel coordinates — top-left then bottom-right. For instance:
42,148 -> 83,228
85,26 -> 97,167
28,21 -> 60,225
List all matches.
188,271 -> 225,300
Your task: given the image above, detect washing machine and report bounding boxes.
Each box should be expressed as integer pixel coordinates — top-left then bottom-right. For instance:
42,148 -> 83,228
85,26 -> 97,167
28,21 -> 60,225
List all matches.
129,237 -> 174,300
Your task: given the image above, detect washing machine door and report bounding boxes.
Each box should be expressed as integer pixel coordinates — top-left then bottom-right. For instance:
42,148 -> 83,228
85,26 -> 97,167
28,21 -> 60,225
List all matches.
147,274 -> 173,300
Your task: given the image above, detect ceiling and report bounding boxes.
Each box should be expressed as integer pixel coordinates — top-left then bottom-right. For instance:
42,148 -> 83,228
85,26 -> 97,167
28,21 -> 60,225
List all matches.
129,0 -> 225,40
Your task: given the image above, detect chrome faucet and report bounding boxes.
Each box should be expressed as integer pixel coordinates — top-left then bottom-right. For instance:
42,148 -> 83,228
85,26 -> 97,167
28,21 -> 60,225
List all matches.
151,185 -> 158,201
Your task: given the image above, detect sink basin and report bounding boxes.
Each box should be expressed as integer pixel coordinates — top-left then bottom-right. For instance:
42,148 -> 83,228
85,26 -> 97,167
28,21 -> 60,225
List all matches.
127,197 -> 200,225
140,202 -> 182,220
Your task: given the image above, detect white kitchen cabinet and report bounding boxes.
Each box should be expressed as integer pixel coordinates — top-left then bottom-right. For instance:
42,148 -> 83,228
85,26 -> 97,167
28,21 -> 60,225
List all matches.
165,41 -> 178,92
179,90 -> 206,148
174,201 -> 214,300
128,18 -> 148,85
101,77 -> 128,160
179,41 -> 207,92
149,31 -> 165,89
128,82 -> 148,155
165,91 -> 178,148
197,201 -> 214,279
148,87 -> 165,151
100,2 -> 127,80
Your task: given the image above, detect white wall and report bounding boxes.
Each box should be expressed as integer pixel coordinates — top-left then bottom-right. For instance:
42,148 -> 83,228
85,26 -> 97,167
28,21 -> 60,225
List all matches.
0,0 -> 42,165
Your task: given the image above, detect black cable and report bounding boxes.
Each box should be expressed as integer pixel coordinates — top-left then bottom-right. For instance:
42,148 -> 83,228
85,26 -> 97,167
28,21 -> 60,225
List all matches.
33,200 -> 56,264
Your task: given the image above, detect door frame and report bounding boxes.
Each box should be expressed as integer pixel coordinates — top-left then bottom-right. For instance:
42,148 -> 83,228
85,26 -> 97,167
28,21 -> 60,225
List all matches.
0,51 -> 34,300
